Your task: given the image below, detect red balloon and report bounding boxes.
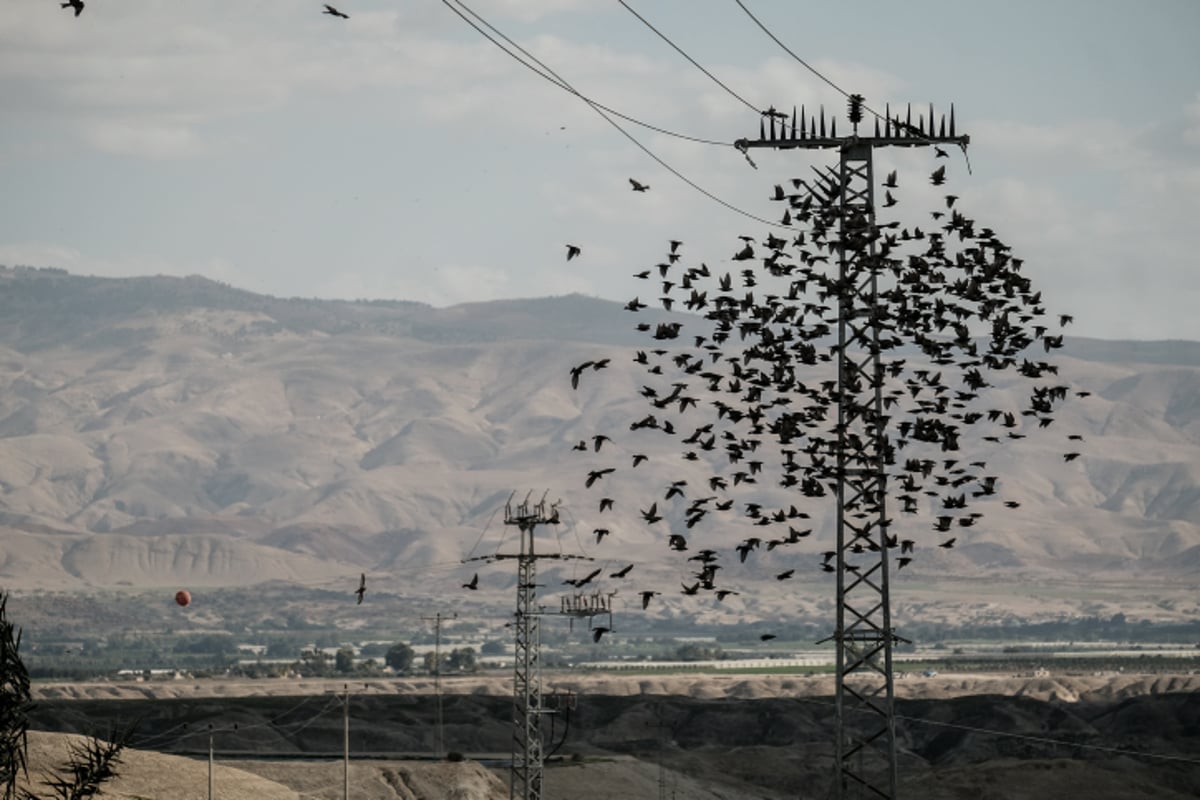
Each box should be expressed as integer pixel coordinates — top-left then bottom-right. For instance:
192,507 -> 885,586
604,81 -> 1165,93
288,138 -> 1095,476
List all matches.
175,590 -> 191,607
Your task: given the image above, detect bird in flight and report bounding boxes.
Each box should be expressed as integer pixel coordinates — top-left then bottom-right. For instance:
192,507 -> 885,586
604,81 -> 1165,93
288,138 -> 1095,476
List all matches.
640,590 -> 659,609
629,178 -> 650,192
61,0 -> 84,16
323,4 -> 349,19
355,573 -> 366,605
462,573 -> 479,590
566,244 -> 582,261
592,626 -> 611,643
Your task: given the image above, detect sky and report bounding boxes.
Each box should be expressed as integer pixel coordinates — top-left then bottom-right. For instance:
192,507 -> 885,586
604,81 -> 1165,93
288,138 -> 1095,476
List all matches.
1,0 -> 1198,341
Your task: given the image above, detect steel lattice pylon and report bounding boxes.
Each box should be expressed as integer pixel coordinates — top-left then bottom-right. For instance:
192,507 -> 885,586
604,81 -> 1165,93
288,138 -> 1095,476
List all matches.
832,140 -> 897,799
508,499 -> 547,800
736,101 -> 968,800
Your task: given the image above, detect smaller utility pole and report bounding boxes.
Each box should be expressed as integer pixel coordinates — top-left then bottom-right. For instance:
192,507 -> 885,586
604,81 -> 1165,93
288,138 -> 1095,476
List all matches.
343,684 -> 350,800
423,611 -> 458,759
207,725 -> 214,800
326,683 -> 355,799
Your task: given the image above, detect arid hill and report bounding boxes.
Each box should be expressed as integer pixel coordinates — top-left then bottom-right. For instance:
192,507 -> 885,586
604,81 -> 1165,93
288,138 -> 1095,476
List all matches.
0,265 -> 1198,629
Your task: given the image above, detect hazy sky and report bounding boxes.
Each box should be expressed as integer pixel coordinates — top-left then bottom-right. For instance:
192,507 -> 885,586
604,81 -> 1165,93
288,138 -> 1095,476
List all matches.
2,1 -> 1198,340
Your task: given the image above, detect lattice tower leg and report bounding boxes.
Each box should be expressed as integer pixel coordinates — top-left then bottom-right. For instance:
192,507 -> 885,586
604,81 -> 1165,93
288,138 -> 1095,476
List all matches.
510,523 -> 544,800
832,140 -> 899,800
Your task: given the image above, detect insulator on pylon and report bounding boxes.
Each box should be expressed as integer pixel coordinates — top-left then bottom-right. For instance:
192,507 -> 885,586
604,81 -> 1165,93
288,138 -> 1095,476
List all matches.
759,118 -> 766,140
847,93 -> 865,125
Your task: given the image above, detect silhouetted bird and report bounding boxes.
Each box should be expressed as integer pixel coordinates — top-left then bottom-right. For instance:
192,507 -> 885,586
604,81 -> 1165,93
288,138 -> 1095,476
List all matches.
323,4 -> 349,19
760,634 -> 776,641
566,244 -> 582,261
61,0 -> 84,16
355,573 -> 366,604
611,564 -> 634,578
586,468 -> 615,488
1063,452 -> 1081,462
592,626 -> 610,643
640,590 -> 659,609
463,573 -> 479,590
629,178 -> 650,192
594,528 -> 610,543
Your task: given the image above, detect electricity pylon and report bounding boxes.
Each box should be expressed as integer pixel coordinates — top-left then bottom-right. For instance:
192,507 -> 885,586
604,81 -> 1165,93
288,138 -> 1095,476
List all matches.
472,491 -> 590,800
735,99 -> 968,800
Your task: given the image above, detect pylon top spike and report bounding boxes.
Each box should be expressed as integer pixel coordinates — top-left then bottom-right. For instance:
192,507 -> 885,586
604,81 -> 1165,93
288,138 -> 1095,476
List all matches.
759,117 -> 766,140
799,105 -> 806,139
820,106 -> 826,137
831,117 -> 837,137
874,115 -> 881,137
939,115 -> 946,138
905,104 -> 912,134
950,103 -> 956,137
885,103 -> 891,137
929,103 -> 935,130
791,106 -> 798,138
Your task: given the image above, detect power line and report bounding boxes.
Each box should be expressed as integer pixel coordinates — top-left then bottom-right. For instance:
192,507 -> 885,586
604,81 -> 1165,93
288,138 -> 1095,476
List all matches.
732,0 -> 972,169
440,1 -> 727,147
732,0 -> 850,101
443,0 -> 785,229
618,0 -> 763,115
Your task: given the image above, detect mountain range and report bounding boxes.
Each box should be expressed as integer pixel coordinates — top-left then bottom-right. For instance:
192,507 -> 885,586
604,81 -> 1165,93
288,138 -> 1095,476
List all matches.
0,265 -> 1197,629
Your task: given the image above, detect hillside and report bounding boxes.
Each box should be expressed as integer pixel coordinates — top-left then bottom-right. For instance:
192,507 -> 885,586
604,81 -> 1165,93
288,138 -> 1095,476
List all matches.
0,265 -> 1198,630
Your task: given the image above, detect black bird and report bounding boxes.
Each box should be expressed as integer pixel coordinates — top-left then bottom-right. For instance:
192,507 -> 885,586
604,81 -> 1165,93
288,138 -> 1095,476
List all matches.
463,573 -> 479,590
355,573 -> 366,604
592,626 -> 610,643
323,4 -> 349,19
630,178 -> 650,192
715,590 -> 740,601
611,564 -> 634,578
569,360 -> 594,390
775,569 -> 795,581
566,244 -> 582,261
61,0 -> 84,16
1063,452 -> 1081,462
642,502 -> 663,524
593,434 -> 611,452
594,528 -> 610,543
599,497 -> 614,512
759,634 -> 777,642
586,468 -> 615,488
938,537 -> 957,549
640,590 -> 659,609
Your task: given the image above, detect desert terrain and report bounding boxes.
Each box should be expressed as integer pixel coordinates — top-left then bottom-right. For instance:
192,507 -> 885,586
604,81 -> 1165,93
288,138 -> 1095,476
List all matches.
20,672 -> 1200,799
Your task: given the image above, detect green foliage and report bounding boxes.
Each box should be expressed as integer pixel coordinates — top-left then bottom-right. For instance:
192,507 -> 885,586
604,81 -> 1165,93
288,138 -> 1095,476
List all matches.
1,593 -> 33,800
445,647 -> 476,673
334,647 -> 355,674
384,643 -> 414,674
2,593 -> 130,800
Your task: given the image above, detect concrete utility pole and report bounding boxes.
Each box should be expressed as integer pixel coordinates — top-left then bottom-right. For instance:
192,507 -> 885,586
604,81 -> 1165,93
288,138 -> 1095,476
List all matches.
422,611 -> 457,759
736,99 -> 968,800
326,683 -> 356,800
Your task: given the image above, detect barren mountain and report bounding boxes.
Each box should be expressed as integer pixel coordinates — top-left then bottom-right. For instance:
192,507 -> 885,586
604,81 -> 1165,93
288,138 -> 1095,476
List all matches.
0,265 -> 1197,627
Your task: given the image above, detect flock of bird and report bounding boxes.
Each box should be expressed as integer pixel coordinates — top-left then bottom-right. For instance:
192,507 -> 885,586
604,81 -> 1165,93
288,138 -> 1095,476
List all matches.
550,150 -> 1084,638
50,0 -> 1082,640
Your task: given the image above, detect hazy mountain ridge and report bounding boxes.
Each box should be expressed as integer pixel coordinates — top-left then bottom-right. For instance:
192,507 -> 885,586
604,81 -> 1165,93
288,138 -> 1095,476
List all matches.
0,266 -> 1198,625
